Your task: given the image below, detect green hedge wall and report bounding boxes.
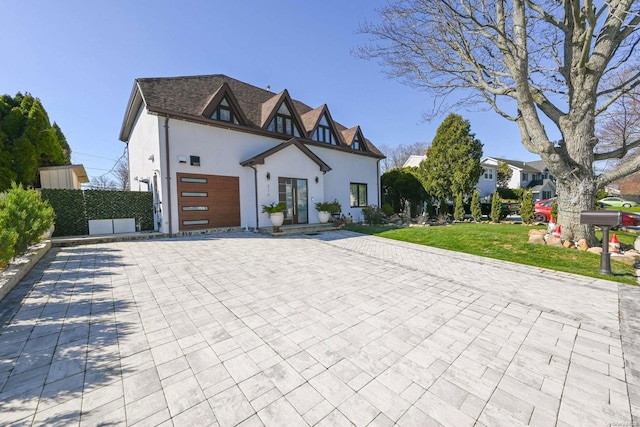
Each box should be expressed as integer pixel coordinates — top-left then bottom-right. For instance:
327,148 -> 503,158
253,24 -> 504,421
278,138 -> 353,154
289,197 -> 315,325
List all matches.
41,189 -> 88,236
84,190 -> 153,231
41,189 -> 154,237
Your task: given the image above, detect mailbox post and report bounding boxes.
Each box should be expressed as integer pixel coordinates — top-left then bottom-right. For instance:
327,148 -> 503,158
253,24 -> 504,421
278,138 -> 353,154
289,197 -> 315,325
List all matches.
579,210 -> 622,275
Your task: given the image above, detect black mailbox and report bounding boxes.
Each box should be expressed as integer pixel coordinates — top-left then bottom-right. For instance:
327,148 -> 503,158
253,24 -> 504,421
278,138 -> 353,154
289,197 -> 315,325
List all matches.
580,210 -> 623,275
580,210 -> 622,227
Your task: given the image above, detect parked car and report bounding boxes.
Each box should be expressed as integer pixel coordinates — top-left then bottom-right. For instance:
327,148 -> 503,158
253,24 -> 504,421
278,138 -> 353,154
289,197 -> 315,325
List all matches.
597,197 -> 638,208
620,212 -> 640,227
534,197 -> 556,222
534,196 -> 640,227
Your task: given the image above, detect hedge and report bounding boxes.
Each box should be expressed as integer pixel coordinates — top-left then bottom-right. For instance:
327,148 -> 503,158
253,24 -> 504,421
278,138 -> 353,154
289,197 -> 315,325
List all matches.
41,189 -> 154,237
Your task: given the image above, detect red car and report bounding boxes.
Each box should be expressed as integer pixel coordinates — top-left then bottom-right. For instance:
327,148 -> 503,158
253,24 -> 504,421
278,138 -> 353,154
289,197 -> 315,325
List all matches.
533,198 -> 556,222
534,197 -> 640,227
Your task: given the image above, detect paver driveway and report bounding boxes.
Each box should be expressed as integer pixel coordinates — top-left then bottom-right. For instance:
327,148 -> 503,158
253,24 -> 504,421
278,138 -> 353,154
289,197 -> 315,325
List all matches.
1,230 -> 639,426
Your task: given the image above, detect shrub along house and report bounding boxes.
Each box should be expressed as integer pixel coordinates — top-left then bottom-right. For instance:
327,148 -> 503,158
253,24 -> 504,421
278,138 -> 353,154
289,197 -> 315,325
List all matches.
119,74 -> 384,234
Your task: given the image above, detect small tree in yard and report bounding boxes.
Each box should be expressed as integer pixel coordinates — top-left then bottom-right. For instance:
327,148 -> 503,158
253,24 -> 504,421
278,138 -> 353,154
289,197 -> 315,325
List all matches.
470,189 -> 482,222
520,190 -> 534,224
454,192 -> 465,221
490,191 -> 502,223
416,113 -> 483,203
497,162 -> 513,189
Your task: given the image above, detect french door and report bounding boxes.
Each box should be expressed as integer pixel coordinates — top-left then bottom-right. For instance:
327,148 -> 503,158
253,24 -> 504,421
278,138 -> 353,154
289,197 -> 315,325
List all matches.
278,177 -> 308,224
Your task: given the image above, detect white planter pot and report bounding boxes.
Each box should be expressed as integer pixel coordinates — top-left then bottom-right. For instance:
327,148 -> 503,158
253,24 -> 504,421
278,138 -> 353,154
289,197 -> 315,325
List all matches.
318,211 -> 330,223
269,212 -> 284,227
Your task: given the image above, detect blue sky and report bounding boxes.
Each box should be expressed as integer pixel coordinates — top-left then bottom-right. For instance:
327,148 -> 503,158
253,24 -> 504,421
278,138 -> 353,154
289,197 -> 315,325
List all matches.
3,0 -> 540,180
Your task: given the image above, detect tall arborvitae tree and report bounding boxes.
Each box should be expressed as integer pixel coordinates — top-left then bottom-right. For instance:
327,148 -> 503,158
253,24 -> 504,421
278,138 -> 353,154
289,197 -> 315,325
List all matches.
0,93 -> 70,190
52,122 -> 71,164
520,190 -> 534,224
417,113 -> 483,202
470,189 -> 482,222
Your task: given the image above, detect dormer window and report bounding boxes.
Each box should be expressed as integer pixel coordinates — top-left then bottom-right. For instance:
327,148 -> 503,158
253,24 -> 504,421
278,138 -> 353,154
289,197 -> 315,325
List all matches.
313,116 -> 337,145
267,103 -> 301,137
352,134 -> 364,151
211,97 -> 239,124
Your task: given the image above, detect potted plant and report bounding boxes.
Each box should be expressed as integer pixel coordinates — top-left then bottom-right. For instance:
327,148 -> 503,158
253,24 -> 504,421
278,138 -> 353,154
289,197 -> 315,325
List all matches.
262,202 -> 286,231
315,199 -> 341,223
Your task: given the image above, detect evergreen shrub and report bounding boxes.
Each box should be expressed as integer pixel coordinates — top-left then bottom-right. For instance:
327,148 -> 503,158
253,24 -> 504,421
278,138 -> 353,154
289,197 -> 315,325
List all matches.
490,191 -> 502,223
363,205 -> 386,225
0,182 -> 54,254
470,190 -> 482,222
520,190 -> 534,224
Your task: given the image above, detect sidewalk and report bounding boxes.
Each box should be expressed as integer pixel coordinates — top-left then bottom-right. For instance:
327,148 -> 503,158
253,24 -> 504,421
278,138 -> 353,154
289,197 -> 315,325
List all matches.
0,231 -> 637,426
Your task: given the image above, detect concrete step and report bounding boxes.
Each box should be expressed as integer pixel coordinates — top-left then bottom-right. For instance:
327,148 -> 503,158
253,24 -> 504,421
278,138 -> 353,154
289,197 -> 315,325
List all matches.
260,223 -> 343,236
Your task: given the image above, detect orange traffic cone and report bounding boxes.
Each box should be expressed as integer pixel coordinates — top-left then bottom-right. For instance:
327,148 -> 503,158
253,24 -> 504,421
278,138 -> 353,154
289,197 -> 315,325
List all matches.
552,224 -> 562,238
610,233 -> 621,254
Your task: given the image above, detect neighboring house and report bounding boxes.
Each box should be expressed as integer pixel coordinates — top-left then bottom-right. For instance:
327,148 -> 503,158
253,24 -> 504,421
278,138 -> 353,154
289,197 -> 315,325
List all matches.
38,165 -> 89,190
119,74 -> 385,234
403,155 -> 426,168
402,154 -> 556,200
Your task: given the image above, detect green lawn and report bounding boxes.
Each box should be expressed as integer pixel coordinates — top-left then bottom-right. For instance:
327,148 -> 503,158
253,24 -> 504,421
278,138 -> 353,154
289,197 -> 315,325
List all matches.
344,223 -> 639,285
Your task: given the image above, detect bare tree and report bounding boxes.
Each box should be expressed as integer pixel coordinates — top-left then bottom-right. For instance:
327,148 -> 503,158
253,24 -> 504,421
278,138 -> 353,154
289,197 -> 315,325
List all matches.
89,175 -> 117,190
358,0 -> 640,243
596,71 -> 640,173
379,142 -> 430,173
113,157 -> 130,191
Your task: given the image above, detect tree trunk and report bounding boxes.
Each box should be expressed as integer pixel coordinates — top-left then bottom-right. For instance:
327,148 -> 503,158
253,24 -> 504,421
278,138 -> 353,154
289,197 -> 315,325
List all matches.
553,111 -> 599,246
555,178 -> 597,246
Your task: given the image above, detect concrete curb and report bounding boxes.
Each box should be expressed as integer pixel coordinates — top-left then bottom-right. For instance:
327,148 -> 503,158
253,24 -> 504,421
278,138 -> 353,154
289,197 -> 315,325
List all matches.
0,240 -> 51,303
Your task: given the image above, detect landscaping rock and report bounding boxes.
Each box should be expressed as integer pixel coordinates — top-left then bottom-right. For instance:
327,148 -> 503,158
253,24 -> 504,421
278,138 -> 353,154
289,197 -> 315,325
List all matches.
577,239 -> 589,251
624,249 -> 640,261
529,235 -> 545,245
588,247 -> 603,255
563,240 -> 575,249
545,236 -> 563,247
613,255 -> 637,266
528,229 -> 547,237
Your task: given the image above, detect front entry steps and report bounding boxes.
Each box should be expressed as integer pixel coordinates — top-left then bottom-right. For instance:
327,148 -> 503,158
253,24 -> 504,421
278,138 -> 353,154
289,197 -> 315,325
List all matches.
259,222 -> 342,236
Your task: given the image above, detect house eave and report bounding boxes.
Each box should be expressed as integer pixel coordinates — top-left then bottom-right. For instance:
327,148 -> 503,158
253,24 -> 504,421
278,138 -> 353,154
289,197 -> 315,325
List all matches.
145,107 -> 385,160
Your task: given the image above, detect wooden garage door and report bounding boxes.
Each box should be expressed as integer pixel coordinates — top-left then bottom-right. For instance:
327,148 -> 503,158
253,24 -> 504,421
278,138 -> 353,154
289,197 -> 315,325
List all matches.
177,173 -> 240,230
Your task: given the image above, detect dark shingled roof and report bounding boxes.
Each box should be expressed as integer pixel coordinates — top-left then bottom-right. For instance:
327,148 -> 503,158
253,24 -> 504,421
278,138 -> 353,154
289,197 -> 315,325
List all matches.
491,157 -> 541,173
126,74 -> 384,158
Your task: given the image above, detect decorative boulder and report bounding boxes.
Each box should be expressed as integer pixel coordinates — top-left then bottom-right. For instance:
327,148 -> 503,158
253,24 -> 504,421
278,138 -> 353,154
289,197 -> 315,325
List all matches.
612,255 -> 636,266
529,235 -> 546,245
563,240 -> 575,249
577,239 -> 589,251
528,229 -> 547,237
624,249 -> 640,261
545,236 -> 563,247
587,247 -> 603,255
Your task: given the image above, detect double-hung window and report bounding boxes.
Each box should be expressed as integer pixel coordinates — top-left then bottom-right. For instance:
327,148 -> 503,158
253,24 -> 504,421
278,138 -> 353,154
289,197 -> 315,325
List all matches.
350,183 -> 367,207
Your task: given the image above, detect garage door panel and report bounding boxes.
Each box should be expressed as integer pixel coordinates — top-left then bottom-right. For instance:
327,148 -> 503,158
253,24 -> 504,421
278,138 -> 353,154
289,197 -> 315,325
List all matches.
177,173 -> 240,230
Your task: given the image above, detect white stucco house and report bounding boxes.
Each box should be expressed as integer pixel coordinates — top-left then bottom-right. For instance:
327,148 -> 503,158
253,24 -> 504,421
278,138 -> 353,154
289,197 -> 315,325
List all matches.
119,74 -> 385,234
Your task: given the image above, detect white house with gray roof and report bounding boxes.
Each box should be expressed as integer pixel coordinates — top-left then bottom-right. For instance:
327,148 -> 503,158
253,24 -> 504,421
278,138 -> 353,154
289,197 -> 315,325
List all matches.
119,74 -> 385,235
